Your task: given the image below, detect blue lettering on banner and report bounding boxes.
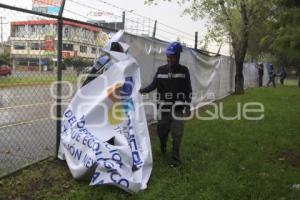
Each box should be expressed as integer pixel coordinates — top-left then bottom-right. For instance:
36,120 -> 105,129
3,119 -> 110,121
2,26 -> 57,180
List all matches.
93,179 -> 105,185
103,143 -> 110,150
77,116 -> 85,128
82,135 -> 88,146
75,132 -> 82,142
110,172 -> 129,188
61,142 -> 83,162
61,124 -> 69,137
62,102 -> 132,188
74,148 -> 82,161
82,153 -> 95,168
118,178 -> 130,188
114,126 -> 122,134
92,172 -> 101,182
64,109 -> 73,117
119,77 -> 144,170
125,116 -> 143,169
109,150 -> 123,168
68,116 -> 77,126
91,172 -> 105,185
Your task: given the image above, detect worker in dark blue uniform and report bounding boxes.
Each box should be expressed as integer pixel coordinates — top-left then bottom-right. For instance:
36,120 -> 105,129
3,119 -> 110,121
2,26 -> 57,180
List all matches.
140,42 -> 192,167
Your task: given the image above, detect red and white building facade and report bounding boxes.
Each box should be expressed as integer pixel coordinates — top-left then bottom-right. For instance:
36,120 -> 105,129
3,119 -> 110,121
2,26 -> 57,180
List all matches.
10,19 -> 107,70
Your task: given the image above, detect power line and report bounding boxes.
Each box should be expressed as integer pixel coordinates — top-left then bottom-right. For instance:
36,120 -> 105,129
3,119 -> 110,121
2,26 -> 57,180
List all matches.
67,0 -> 154,34
67,0 -> 197,45
155,34 -> 172,42
156,28 -> 194,41
63,8 -> 97,22
67,0 -> 158,37
93,0 -> 195,38
158,22 -> 195,38
68,0 -> 123,19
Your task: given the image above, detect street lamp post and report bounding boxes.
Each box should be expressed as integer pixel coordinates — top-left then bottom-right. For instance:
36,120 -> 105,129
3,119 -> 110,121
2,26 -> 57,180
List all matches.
0,16 -> 7,49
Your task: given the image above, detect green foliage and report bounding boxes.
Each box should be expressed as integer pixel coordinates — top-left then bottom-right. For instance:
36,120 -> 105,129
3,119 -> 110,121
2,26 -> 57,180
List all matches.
246,16 -> 270,60
0,53 -> 10,65
63,56 -> 94,75
260,0 -> 300,66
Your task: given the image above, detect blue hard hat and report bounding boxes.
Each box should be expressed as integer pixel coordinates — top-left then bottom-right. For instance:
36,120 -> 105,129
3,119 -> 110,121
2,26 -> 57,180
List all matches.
165,42 -> 183,55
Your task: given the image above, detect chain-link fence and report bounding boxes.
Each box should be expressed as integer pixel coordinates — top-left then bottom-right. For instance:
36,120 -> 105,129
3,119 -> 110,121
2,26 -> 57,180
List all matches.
0,0 -> 211,178
0,1 -> 116,177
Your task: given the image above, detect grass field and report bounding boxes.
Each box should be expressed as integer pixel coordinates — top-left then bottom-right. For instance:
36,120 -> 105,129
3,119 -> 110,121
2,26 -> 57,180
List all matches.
1,84 -> 300,200
0,75 -> 78,88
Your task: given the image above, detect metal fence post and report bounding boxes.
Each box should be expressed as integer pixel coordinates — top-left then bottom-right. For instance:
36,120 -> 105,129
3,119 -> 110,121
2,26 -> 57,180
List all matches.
122,11 -> 125,30
56,0 -> 66,157
194,32 -> 198,50
152,20 -> 157,38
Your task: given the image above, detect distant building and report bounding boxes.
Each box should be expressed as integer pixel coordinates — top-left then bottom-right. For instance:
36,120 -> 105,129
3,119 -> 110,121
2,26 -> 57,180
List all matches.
10,19 -> 107,70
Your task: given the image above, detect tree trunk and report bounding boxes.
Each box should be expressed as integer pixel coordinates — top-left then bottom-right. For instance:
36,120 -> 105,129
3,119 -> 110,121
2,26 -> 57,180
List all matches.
235,60 -> 244,94
232,0 -> 249,94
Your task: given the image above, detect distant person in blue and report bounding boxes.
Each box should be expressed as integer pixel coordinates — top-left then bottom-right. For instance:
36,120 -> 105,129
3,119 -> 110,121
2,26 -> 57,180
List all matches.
266,64 -> 276,87
279,66 -> 287,85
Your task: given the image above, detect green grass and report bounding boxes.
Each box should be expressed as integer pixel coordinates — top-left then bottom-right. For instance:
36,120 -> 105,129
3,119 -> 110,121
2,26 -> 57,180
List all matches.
1,85 -> 300,200
284,78 -> 298,86
0,76 -> 78,88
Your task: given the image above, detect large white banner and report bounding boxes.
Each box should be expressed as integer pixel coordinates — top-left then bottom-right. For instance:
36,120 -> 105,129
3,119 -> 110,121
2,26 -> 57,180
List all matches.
58,31 -> 153,193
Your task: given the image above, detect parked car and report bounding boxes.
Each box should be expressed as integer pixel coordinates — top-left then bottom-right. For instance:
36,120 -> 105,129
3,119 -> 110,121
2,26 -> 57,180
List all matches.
0,65 -> 12,76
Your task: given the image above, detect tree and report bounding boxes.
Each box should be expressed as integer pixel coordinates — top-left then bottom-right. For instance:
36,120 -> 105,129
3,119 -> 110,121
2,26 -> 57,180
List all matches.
198,27 -> 226,54
145,0 -> 276,94
0,53 -> 10,66
245,17 -> 269,61
63,57 -> 94,76
260,0 -> 300,86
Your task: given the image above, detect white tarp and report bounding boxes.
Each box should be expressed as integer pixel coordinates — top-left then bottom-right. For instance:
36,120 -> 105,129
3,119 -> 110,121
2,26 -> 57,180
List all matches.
123,34 -> 259,121
58,31 -> 153,193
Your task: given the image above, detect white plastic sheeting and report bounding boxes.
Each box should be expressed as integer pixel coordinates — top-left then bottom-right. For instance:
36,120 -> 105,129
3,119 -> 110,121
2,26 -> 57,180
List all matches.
123,34 -> 260,121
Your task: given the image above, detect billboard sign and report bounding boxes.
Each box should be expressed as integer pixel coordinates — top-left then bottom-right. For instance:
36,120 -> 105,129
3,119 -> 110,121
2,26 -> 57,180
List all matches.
32,0 -> 62,15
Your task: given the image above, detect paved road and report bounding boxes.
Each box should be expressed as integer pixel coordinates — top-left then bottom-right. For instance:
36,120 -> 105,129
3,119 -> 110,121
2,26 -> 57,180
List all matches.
0,119 -> 56,175
0,83 -> 76,176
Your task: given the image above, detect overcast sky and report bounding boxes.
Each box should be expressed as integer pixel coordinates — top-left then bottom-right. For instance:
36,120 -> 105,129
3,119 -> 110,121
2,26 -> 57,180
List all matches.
0,0 -> 229,54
